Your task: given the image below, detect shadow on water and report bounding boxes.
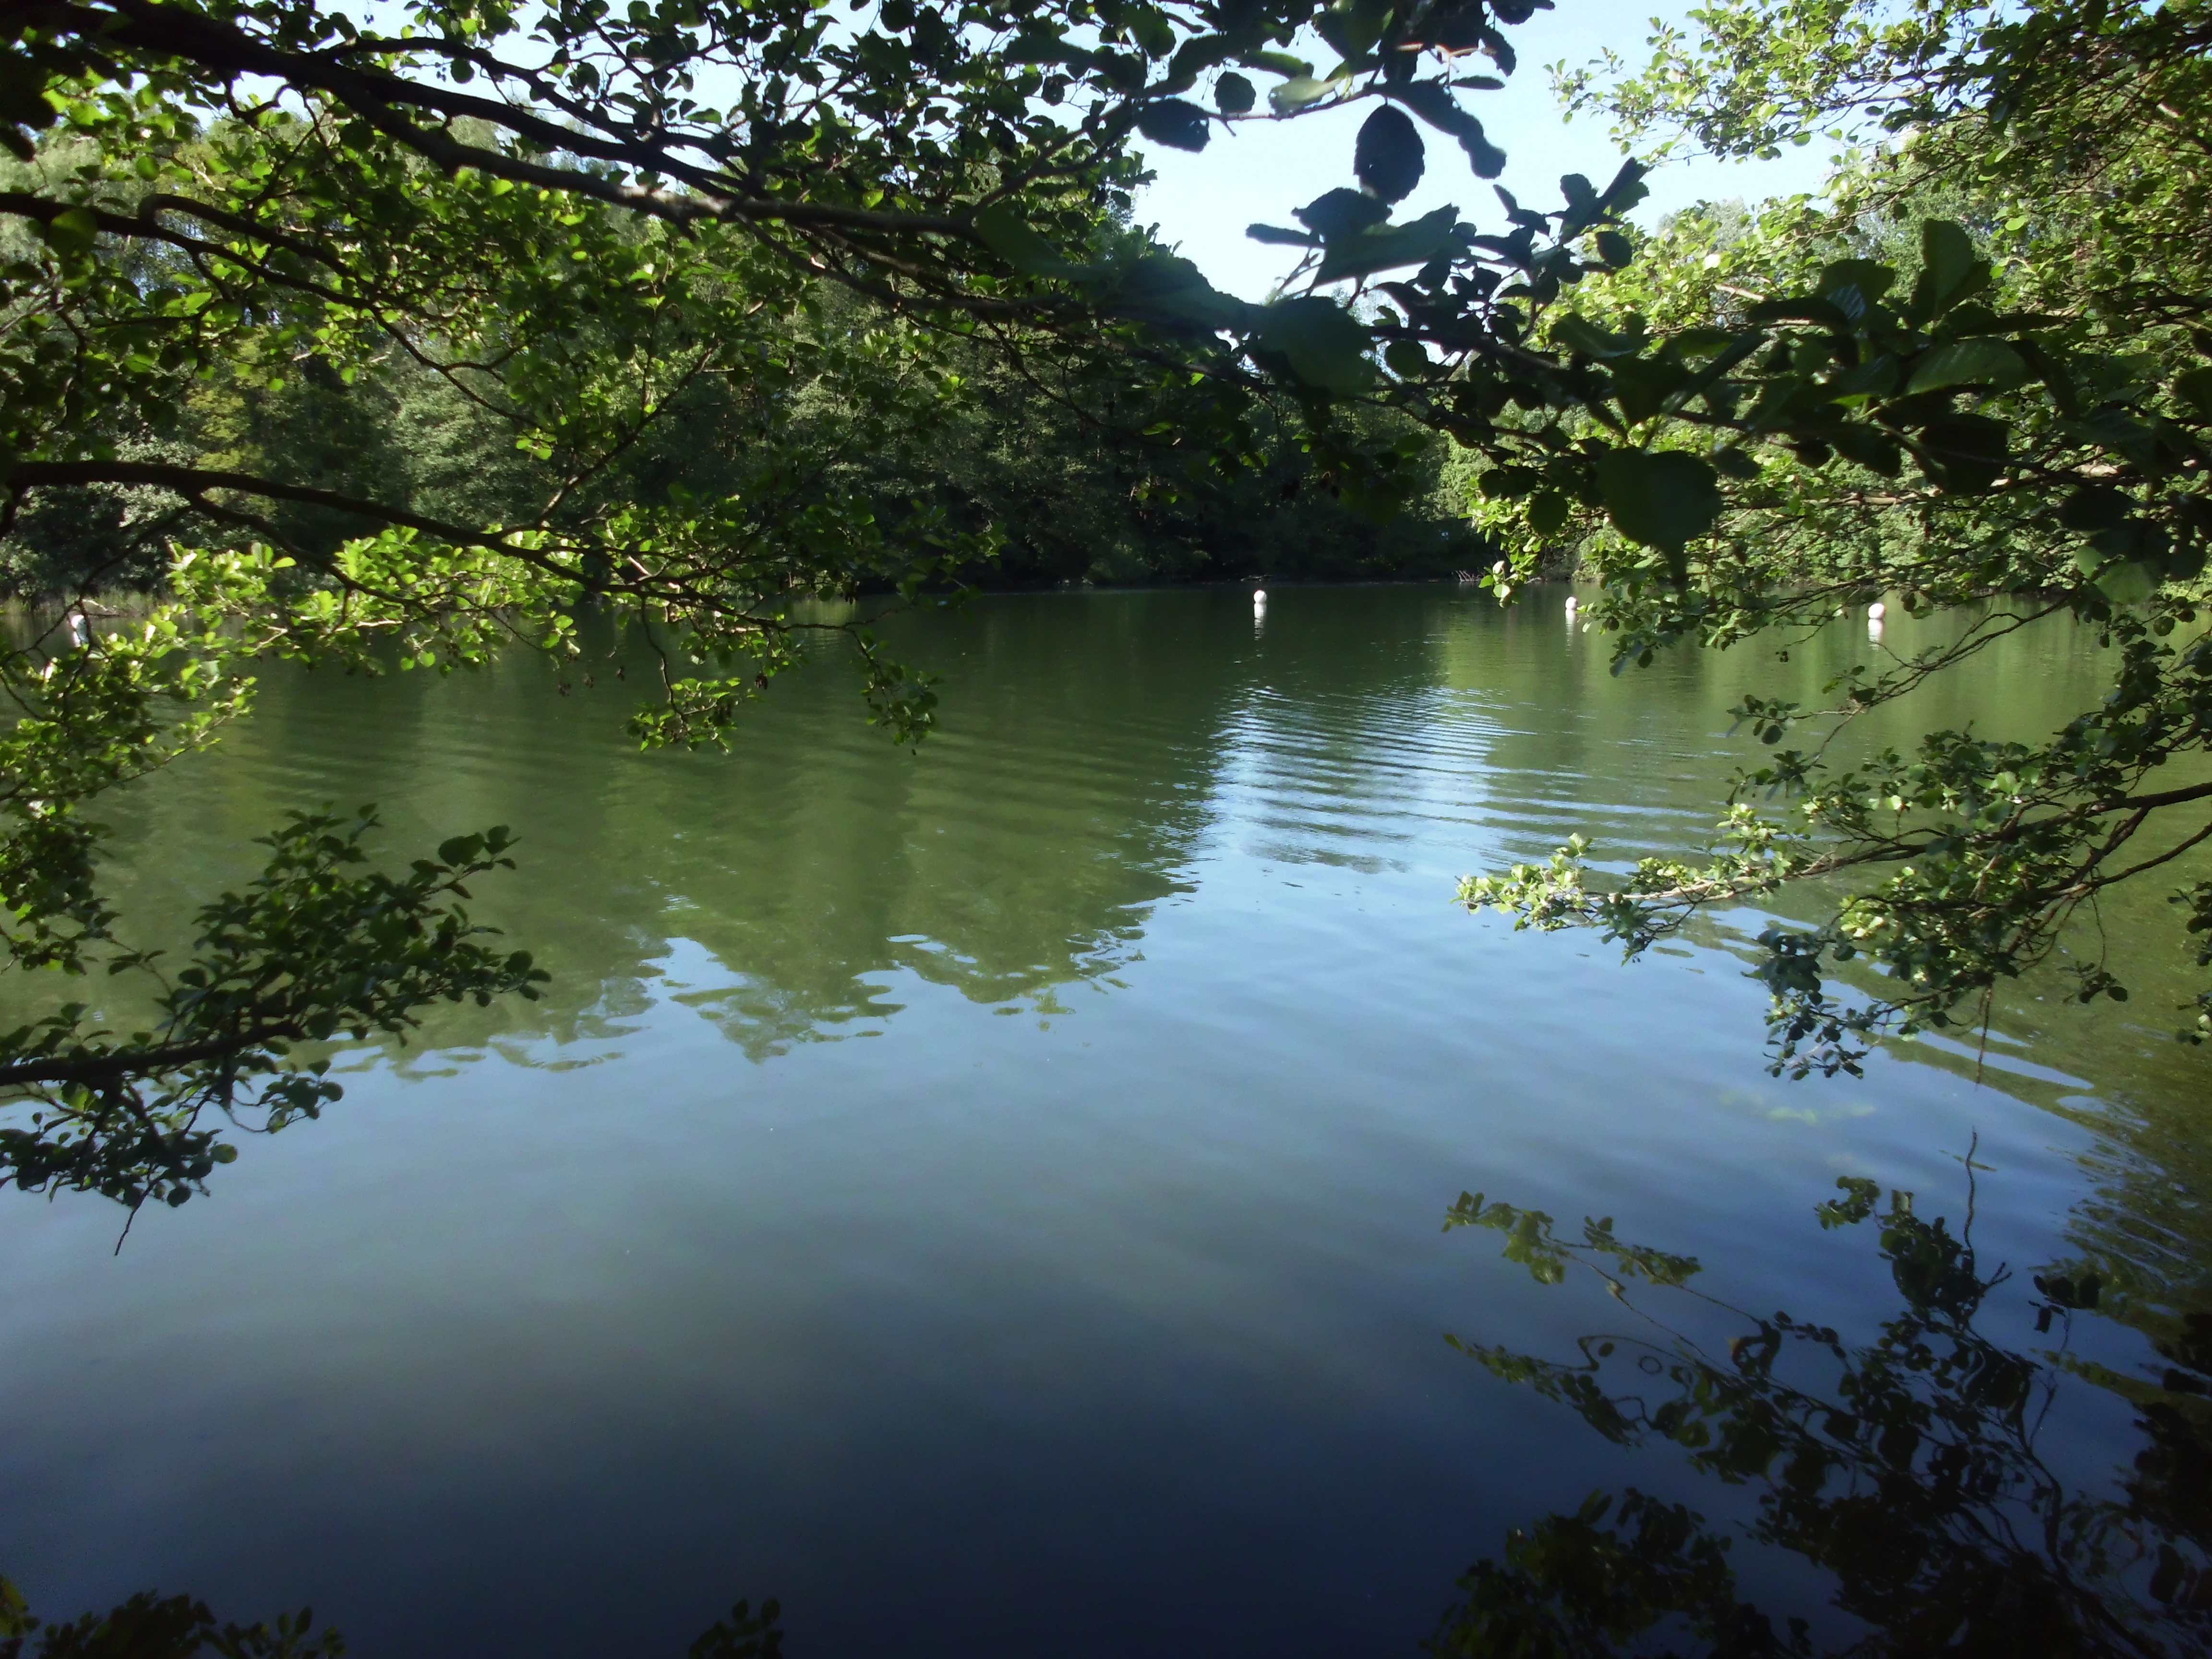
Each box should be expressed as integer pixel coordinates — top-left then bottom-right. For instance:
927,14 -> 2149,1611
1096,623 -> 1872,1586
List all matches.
1431,1159 -> 2212,1657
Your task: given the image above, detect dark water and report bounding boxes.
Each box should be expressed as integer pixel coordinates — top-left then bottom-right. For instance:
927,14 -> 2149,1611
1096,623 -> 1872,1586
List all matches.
3,586 -> 2208,1654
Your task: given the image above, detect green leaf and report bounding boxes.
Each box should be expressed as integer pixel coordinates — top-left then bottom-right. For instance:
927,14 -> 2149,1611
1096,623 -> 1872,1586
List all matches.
1817,257 -> 1895,320
1909,219 -> 1987,319
1252,297 -> 1374,394
436,833 -> 484,866
1550,313 -> 1639,359
2094,559 -> 2157,606
1592,448 -> 1722,552
1319,0 -> 1393,59
973,204 -> 1078,278
2175,366 -> 2212,421
2060,485 -> 2130,532
1247,223 -> 1321,247
1747,294 -> 1851,330
1129,10 -> 1176,58
1828,353 -> 1902,399
40,205 -> 98,262
1167,33 -> 1235,87
1595,157 -> 1649,216
1610,355 -> 1694,424
1384,339 -> 1431,378
1528,492 -> 1571,536
1240,49 -> 1314,77
1005,30 -> 1084,66
1905,338 -> 2028,394
1269,74 -> 1340,113
1109,251 -> 1249,332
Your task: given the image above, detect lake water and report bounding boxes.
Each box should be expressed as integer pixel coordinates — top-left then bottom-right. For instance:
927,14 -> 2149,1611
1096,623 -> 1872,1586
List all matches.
3,585 -> 2208,1654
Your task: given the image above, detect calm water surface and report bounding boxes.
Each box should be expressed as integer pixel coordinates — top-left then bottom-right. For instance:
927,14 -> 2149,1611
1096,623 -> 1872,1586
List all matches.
3,586 -> 2208,1654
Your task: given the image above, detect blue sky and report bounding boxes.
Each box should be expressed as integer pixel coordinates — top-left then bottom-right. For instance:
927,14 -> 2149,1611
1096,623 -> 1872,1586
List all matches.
1131,0 -> 1840,300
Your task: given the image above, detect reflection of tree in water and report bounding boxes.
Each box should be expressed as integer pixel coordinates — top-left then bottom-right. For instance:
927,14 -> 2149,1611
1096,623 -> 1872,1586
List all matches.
323,588 -> 1524,1061
55,594 -> 1255,1071
606,592 -> 1232,1058
0,1580 -> 784,1657
1431,1159 -> 2212,1657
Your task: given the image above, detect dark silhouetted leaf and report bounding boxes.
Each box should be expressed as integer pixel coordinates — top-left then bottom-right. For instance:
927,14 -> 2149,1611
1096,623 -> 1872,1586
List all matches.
2173,365 -> 2212,421
1906,338 -> 2028,395
1914,412 -> 2008,492
1827,424 -> 1902,475
1354,106 -> 1424,203
1528,492 -> 1571,535
1315,205 -> 1458,283
1295,187 -> 1389,240
1388,82 -> 1506,178
1135,96 -> 1210,151
1593,448 -> 1722,552
973,204 -> 1078,277
1384,339 -> 1431,378
1551,314 -> 1639,359
1252,297 -> 1373,393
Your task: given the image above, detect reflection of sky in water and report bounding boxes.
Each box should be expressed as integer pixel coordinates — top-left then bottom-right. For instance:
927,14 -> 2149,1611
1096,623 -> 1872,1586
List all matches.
0,587 -> 2204,1656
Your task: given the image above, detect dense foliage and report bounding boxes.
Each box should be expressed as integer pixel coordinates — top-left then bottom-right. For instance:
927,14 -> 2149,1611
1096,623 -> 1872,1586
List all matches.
1461,0 -> 2212,1074
0,262 -> 1477,597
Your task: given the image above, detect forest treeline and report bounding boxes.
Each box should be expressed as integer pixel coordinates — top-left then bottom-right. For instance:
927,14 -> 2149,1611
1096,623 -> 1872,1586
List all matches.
0,263 -> 1484,599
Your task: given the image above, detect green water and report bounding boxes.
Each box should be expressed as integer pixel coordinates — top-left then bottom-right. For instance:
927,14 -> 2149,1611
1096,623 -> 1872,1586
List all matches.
2,586 -> 2207,1654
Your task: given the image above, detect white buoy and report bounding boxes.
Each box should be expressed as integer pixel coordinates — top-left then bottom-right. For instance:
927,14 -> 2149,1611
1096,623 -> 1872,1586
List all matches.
1252,588 -> 1267,605
64,608 -> 88,649
1563,594 -> 1578,613
1867,601 -> 1887,621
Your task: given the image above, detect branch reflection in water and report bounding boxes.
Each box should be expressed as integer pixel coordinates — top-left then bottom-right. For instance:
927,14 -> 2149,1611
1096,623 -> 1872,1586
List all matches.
1431,1149 -> 2212,1657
